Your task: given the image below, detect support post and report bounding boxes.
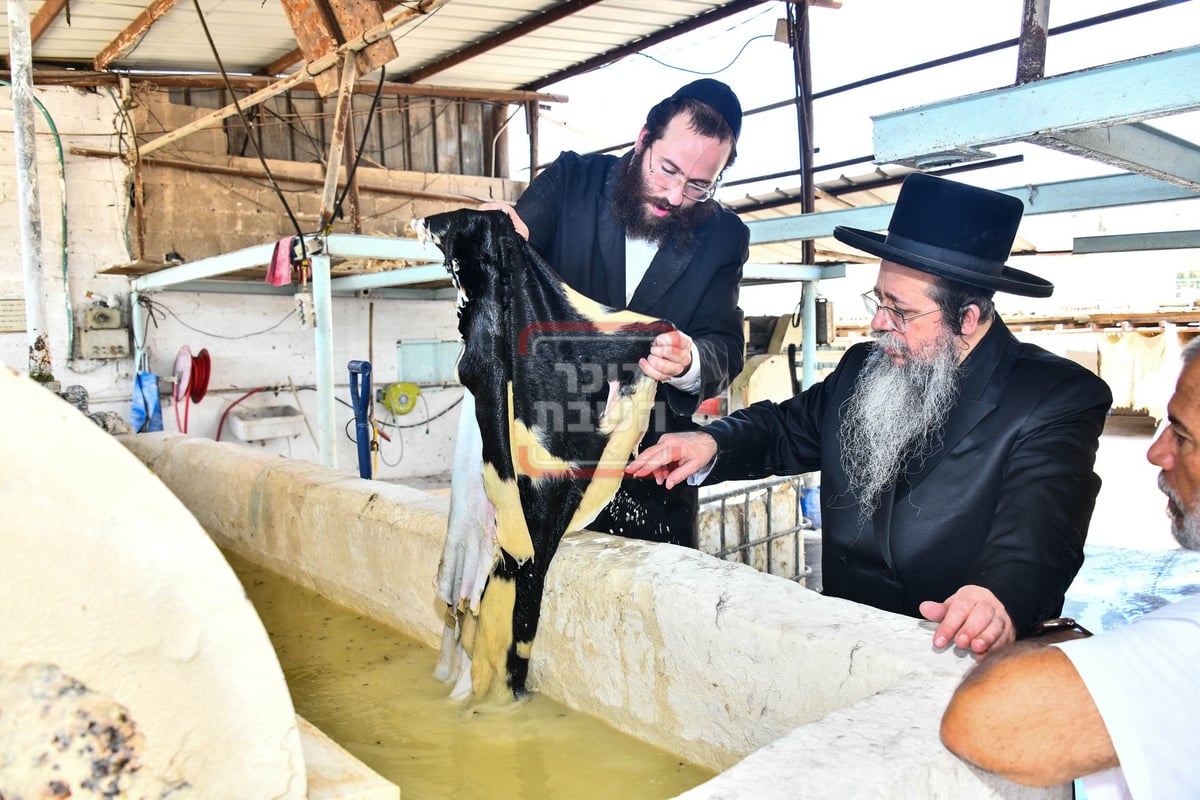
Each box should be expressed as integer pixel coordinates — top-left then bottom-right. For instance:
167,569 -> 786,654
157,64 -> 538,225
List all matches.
319,53 -> 358,230
801,280 -> 817,390
1016,0 -> 1051,85
7,0 -> 50,379
312,251 -> 337,467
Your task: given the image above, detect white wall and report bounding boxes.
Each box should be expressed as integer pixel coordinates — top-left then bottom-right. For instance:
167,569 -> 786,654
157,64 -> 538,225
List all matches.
1,85 -> 468,481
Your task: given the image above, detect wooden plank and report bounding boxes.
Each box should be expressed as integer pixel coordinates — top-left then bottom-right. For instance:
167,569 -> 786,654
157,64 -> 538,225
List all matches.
376,96 -> 407,171
459,101 -> 484,177
408,99 -> 435,173
434,99 -> 460,174
328,0 -> 398,78
258,47 -> 304,77
319,54 -> 358,227
25,70 -> 569,104
278,0 -> 340,97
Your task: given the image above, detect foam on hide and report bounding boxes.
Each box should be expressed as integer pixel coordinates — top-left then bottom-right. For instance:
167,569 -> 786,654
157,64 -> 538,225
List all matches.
416,209 -> 672,699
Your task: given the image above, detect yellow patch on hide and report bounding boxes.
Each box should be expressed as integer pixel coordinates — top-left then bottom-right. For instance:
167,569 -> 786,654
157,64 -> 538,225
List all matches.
471,574 -> 516,699
511,412 -> 576,479
515,640 -> 532,659
482,461 -> 534,563
460,610 -> 478,654
567,374 -> 658,534
564,284 -> 656,326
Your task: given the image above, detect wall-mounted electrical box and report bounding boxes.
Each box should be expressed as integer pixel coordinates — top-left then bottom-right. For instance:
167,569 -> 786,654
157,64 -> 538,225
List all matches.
85,307 -> 123,329
78,328 -> 130,359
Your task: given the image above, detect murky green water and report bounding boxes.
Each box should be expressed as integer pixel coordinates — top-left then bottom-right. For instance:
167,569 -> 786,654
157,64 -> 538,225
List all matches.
227,551 -> 715,800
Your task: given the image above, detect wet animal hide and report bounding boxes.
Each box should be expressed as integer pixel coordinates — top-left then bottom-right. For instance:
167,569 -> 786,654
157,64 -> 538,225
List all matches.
416,208 -> 672,699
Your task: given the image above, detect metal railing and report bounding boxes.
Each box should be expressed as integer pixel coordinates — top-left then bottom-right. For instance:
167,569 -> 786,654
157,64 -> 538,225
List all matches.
697,474 -> 818,586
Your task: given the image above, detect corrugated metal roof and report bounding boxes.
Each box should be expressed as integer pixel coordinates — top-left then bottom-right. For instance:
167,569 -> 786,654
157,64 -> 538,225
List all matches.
3,0 -> 755,91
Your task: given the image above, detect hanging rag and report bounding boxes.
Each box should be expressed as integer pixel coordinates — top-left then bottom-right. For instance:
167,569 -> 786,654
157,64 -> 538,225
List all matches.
265,237 -> 294,286
131,371 -> 163,432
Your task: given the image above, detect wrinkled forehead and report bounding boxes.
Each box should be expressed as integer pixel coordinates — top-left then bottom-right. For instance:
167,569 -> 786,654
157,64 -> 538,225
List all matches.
1170,359 -> 1200,431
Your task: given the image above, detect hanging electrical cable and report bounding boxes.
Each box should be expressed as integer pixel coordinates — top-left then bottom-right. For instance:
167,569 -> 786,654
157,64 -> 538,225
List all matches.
329,67 -> 387,228
191,0 -> 306,254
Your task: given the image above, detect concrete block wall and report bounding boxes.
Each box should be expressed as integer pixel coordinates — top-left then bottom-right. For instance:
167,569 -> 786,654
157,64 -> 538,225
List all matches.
120,432 -> 1068,800
0,85 -> 495,482
0,85 -> 137,397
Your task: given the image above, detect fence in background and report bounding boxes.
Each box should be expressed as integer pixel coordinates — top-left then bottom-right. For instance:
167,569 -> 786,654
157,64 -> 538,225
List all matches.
697,474 -> 820,589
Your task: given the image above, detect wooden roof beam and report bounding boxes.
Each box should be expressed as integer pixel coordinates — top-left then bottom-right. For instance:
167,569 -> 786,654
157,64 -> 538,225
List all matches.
280,0 -> 397,95
7,69 -> 566,104
30,0 -> 68,46
93,0 -> 180,71
136,0 -> 447,158
258,48 -> 305,77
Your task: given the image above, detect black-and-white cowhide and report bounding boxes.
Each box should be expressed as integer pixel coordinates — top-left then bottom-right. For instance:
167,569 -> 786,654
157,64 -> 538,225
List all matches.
414,208 -> 672,699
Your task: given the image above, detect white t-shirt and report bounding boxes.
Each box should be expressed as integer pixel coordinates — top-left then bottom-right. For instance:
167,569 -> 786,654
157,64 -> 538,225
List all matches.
625,236 -> 701,394
1054,594 -> 1200,799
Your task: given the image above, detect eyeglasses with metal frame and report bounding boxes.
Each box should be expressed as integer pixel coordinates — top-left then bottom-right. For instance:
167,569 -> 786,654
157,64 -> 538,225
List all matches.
861,292 -> 941,332
646,143 -> 718,203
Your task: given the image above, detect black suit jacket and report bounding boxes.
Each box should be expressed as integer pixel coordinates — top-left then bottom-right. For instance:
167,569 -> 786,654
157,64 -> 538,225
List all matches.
702,319 -> 1113,635
513,150 -> 749,545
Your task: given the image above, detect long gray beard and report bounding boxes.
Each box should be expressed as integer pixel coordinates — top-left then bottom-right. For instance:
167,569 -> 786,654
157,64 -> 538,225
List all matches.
1158,472 -> 1200,550
838,329 -> 962,519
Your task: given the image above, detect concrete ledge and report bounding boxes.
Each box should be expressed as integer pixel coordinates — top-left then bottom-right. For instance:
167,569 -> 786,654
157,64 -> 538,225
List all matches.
535,535 -> 965,770
119,433 -> 1068,799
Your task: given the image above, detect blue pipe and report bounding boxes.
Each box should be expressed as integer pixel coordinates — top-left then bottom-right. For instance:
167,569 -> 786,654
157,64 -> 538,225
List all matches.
347,360 -> 373,479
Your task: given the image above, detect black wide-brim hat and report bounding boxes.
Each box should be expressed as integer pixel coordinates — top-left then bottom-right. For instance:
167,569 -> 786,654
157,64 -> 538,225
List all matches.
833,172 -> 1052,298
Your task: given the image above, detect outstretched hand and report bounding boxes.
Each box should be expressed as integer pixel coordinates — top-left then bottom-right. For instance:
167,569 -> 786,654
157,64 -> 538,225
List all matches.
920,584 -> 1015,657
625,431 -> 717,490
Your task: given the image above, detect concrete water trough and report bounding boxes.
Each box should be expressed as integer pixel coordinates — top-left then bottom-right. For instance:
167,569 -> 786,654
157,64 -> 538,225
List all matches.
1,363 -> 1064,799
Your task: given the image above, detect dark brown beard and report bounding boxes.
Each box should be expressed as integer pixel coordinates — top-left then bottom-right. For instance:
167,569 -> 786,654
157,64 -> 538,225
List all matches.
610,149 -> 717,252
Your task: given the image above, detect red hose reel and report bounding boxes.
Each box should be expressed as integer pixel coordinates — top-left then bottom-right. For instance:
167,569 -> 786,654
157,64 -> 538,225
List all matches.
172,345 -> 211,433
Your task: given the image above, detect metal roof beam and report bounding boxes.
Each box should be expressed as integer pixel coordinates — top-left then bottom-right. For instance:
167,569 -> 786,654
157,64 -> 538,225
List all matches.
872,45 -> 1200,169
1033,122 -> 1200,191
1073,230 -> 1200,254
746,173 -> 1200,245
